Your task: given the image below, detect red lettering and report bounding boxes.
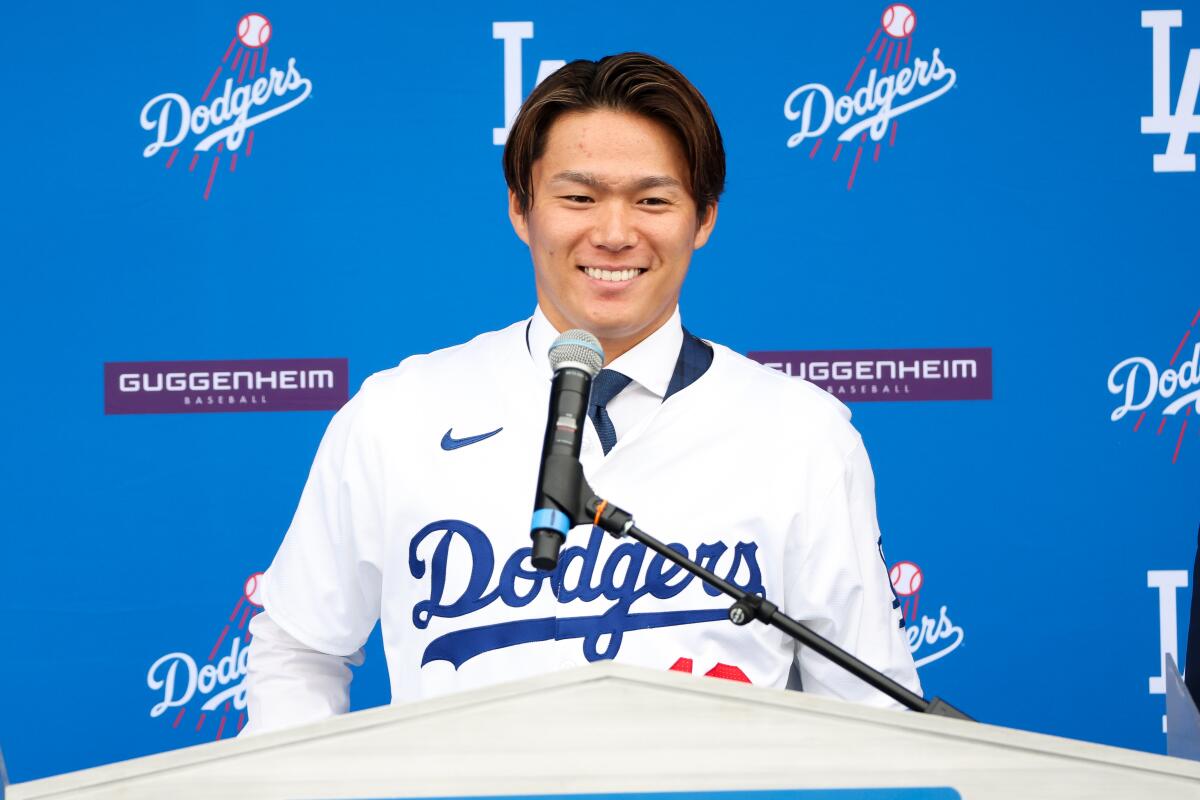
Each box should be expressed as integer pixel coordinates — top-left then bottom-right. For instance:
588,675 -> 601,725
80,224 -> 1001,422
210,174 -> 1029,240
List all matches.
704,662 -> 751,683
666,657 -> 750,684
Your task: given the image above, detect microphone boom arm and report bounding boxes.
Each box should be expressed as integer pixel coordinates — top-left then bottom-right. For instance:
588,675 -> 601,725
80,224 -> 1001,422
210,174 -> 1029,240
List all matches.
534,455 -> 973,721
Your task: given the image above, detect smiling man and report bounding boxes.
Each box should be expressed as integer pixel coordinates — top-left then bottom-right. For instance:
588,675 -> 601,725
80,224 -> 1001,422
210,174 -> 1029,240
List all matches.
242,53 -> 919,734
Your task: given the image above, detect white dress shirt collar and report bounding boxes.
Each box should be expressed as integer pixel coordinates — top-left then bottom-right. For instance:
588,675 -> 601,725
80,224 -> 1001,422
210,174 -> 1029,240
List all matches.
527,306 -> 684,400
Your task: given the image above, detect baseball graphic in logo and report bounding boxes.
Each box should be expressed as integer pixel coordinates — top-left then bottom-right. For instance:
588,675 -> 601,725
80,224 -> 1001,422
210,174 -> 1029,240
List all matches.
243,571 -> 264,605
890,560 -> 922,595
882,4 -> 916,39
237,13 -> 271,48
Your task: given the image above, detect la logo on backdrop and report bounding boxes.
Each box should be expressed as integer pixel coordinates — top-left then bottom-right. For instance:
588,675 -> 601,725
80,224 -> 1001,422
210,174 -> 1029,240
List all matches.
489,22 -> 564,145
491,21 -> 564,145
146,573 -> 264,740
1141,10 -> 1200,172
782,4 -> 956,189
139,13 -> 313,199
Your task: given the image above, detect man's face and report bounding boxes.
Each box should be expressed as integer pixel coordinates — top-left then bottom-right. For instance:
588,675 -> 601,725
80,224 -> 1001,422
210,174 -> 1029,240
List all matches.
509,109 -> 717,359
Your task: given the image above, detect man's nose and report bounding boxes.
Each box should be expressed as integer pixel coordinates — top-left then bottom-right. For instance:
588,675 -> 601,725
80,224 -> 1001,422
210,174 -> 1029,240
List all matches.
589,201 -> 638,251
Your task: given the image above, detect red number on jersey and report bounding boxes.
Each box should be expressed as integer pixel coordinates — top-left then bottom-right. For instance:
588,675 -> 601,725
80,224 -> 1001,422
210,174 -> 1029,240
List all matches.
668,657 -> 751,683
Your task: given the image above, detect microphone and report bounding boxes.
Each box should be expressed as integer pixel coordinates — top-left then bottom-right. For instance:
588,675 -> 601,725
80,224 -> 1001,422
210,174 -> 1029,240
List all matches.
530,329 -> 604,571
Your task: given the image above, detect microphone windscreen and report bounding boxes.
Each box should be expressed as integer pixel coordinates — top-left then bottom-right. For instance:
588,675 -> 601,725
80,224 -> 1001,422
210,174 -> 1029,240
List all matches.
549,330 -> 604,376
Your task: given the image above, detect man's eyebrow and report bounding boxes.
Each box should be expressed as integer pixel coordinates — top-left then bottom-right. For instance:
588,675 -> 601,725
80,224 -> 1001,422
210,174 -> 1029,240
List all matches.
548,171 -> 683,191
631,175 -> 683,191
549,171 -> 607,189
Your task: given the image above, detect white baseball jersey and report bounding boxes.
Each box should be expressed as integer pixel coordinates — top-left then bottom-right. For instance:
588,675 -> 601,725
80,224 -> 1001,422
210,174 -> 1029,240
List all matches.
249,310 -> 920,731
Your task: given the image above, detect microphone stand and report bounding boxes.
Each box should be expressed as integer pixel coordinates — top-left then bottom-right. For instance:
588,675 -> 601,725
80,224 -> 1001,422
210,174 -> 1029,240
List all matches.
535,452 -> 973,720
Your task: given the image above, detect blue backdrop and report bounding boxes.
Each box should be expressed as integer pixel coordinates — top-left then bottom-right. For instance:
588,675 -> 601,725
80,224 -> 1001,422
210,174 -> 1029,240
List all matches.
2,0 -> 1198,782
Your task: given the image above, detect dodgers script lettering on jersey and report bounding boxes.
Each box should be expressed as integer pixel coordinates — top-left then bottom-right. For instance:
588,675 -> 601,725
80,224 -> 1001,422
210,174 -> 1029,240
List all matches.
410,521 -> 764,667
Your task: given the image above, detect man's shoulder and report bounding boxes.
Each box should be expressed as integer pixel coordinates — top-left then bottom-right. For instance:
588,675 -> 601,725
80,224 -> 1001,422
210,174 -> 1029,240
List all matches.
707,341 -> 851,420
327,320 -> 529,437
361,319 -> 529,396
704,341 -> 860,453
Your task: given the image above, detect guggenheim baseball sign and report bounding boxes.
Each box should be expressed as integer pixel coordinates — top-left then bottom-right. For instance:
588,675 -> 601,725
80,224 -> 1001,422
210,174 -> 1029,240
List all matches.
104,358 -> 348,414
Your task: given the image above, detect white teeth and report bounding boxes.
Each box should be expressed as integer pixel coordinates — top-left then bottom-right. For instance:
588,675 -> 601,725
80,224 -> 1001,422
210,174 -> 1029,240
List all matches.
584,267 -> 642,282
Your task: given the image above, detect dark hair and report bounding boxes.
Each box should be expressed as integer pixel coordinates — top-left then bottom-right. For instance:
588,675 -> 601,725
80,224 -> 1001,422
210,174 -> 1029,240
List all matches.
503,52 -> 725,216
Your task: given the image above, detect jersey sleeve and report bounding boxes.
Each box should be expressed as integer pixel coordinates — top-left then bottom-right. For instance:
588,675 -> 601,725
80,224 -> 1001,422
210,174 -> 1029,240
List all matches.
783,435 -> 921,708
259,381 -> 385,657
240,610 -> 364,735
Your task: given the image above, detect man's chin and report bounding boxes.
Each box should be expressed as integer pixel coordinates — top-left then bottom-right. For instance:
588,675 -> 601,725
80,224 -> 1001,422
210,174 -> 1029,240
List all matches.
578,311 -> 668,351
571,310 -> 643,340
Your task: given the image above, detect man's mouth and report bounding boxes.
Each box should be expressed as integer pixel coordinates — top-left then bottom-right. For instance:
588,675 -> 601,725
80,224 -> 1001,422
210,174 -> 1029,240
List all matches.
580,266 -> 647,282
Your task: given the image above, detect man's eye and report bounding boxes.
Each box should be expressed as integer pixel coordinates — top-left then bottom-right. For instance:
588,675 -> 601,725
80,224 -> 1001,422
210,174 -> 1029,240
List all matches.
561,195 -> 593,204
639,197 -> 671,207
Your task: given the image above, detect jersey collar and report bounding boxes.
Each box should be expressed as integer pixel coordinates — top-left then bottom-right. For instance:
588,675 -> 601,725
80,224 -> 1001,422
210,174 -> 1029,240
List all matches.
527,306 -> 684,402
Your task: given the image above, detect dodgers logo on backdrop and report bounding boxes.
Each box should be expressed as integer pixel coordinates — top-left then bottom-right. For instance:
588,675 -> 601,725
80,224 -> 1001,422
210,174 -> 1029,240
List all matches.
1107,305 -> 1200,464
748,347 -> 992,403
139,13 -> 313,199
146,572 -> 263,740
889,561 -> 964,668
1141,11 -> 1200,173
409,521 -> 763,667
782,4 -> 957,189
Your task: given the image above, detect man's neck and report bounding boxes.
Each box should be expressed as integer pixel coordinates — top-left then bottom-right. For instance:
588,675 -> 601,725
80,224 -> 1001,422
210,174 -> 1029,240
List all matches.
528,306 -> 684,402
598,332 -> 652,365
539,309 -> 677,365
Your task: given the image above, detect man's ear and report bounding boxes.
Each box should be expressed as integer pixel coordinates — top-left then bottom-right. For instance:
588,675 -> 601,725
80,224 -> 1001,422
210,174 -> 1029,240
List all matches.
692,201 -> 718,250
508,191 -> 530,246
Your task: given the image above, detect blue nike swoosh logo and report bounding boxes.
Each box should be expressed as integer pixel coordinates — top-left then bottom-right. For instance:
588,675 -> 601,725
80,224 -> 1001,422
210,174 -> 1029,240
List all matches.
441,427 -> 503,450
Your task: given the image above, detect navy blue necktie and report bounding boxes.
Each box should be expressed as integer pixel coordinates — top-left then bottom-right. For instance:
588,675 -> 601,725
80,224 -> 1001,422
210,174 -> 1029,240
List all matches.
588,369 -> 633,455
